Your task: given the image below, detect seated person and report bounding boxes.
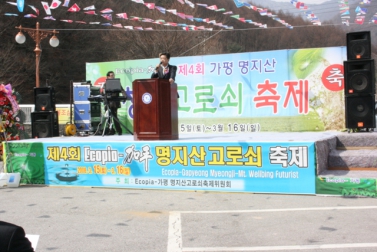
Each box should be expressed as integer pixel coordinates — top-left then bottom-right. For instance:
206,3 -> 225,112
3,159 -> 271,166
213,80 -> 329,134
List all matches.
101,71 -> 127,135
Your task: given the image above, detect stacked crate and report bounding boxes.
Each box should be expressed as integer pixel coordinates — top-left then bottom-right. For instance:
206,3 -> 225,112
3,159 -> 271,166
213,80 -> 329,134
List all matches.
73,83 -> 102,133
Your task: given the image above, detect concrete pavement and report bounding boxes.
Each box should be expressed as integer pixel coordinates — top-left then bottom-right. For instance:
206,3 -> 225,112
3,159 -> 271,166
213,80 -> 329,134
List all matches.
1,186 -> 377,251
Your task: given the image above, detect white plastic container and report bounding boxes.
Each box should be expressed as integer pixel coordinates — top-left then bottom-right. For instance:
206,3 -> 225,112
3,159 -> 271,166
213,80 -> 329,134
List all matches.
0,173 -> 8,187
7,173 -> 21,187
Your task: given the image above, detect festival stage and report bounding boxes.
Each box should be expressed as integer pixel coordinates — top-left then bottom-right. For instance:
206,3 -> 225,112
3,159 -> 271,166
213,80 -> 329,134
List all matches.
3,131 -> 377,197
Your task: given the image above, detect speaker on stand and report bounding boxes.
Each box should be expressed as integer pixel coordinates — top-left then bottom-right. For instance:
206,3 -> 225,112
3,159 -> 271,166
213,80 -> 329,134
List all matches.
31,111 -> 59,138
346,31 -> 371,60
34,86 -> 56,111
344,31 -> 376,132
32,86 -> 59,138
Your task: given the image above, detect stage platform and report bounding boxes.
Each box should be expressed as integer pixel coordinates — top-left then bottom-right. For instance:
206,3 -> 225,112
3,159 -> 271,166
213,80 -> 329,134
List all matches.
3,131 -> 377,197
20,131 -> 340,142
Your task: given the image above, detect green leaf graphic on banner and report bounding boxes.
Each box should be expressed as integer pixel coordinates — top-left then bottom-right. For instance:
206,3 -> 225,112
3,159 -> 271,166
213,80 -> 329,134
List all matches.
316,177 -> 377,198
5,142 -> 45,184
292,49 -> 324,79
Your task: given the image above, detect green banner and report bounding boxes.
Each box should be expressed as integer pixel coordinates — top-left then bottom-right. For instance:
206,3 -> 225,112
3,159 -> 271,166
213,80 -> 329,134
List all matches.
316,177 -> 377,197
4,142 -> 45,184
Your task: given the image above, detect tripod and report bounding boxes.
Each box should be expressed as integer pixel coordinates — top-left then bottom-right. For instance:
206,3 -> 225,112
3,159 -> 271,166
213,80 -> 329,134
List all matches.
102,93 -> 133,137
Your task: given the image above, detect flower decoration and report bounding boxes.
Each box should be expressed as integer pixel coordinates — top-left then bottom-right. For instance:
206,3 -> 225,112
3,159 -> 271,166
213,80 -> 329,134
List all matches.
0,83 -> 22,160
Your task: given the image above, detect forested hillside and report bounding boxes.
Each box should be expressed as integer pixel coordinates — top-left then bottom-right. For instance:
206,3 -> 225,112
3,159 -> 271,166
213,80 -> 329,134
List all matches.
0,0 -> 373,103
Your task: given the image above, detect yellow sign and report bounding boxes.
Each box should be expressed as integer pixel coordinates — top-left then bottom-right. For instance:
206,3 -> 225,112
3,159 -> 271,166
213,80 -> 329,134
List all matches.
56,107 -> 72,124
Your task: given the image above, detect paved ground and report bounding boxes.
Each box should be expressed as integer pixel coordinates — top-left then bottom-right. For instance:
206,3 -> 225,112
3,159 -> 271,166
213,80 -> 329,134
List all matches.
1,185 -> 377,252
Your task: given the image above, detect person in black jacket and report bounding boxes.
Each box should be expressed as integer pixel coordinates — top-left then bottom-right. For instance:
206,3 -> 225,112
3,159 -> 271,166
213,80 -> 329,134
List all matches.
101,71 -> 127,135
151,52 -> 177,84
0,221 -> 34,252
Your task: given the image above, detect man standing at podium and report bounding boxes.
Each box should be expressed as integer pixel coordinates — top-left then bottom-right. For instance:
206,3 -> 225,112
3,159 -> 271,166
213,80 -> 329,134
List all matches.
151,52 -> 177,84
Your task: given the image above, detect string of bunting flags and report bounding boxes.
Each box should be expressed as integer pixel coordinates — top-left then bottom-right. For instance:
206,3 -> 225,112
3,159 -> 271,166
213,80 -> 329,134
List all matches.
140,2 -> 230,30
3,0 -> 291,30
5,0 -> 371,31
367,1 -> 377,24
289,0 -> 321,26
195,3 -> 268,29
338,0 -> 374,26
232,0 -> 294,29
4,0 -> 237,30
339,0 -> 351,26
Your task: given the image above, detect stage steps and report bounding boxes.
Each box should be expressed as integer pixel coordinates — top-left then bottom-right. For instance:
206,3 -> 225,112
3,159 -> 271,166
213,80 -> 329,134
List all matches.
318,132 -> 377,178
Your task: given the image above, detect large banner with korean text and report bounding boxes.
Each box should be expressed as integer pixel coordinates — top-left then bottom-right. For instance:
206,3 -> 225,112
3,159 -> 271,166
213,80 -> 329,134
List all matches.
41,140 -> 316,194
87,47 -> 346,133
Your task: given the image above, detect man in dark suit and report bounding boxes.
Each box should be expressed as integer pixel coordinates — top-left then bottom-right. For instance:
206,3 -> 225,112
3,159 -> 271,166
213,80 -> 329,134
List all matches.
151,52 -> 177,84
0,221 -> 34,252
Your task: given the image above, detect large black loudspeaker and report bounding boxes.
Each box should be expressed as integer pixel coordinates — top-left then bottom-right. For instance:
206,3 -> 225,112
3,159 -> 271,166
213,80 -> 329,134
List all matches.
34,87 -> 56,111
346,31 -> 371,60
344,31 -> 375,129
344,60 -> 375,95
345,95 -> 375,128
31,111 -> 59,138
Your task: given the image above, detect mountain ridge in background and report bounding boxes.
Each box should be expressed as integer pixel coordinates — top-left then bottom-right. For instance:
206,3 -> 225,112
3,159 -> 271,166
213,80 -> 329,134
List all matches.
249,0 -> 377,46
0,0 -> 374,103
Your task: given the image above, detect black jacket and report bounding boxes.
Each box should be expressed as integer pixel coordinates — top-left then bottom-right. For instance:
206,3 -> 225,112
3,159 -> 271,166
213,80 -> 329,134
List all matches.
0,221 -> 34,252
151,64 -> 177,82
